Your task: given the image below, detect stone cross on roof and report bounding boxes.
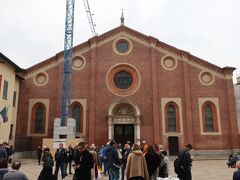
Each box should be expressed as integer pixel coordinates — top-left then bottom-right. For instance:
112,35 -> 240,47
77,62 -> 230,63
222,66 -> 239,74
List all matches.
121,8 -> 124,26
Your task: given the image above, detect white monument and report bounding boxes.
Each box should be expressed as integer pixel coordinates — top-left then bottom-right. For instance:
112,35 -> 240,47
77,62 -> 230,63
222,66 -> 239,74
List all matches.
53,118 -> 76,139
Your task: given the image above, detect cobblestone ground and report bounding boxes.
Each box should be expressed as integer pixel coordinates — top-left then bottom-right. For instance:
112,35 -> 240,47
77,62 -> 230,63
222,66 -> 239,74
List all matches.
16,159 -> 235,180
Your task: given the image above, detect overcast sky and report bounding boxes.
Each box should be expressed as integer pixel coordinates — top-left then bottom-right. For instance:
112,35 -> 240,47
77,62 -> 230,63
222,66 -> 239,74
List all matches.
0,0 -> 239,82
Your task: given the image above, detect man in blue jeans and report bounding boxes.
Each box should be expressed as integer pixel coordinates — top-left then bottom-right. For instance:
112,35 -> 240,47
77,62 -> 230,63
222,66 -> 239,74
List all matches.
106,140 -> 121,180
54,143 -> 67,180
102,143 -> 110,176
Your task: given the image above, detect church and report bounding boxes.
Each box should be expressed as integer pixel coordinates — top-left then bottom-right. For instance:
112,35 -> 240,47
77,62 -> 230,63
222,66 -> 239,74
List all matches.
14,18 -> 240,155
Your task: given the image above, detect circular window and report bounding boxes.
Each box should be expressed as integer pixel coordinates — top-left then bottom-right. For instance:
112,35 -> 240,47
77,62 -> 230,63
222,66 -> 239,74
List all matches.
33,72 -> 48,86
37,73 -> 46,84
106,63 -> 141,96
72,56 -> 86,70
114,71 -> 133,89
161,56 -> 178,70
116,40 -> 129,53
199,71 -> 215,85
113,37 -> 132,55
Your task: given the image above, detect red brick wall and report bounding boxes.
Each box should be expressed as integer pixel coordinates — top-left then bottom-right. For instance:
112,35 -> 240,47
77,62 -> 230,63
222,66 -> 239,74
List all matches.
15,33 -> 240,151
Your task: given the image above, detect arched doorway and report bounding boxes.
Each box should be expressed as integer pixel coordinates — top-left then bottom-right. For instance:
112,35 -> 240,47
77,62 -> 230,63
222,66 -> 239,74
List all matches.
107,99 -> 141,145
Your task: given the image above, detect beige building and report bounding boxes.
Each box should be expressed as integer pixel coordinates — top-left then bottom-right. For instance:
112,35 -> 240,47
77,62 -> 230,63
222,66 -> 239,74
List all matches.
0,53 -> 23,146
234,76 -> 240,134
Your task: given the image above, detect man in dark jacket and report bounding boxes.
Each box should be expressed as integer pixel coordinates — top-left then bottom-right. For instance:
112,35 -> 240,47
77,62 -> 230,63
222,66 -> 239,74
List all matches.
66,145 -> 74,174
0,143 -> 7,159
121,143 -> 131,180
145,144 -> 161,179
177,144 -> 193,180
106,140 -> 121,180
54,143 -> 67,179
73,142 -> 94,180
37,146 -> 43,165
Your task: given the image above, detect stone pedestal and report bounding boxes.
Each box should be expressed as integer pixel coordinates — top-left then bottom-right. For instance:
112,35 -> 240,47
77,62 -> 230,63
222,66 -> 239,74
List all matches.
53,118 -> 76,139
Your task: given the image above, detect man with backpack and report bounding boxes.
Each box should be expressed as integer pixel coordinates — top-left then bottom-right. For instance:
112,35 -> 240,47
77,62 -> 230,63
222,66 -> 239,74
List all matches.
174,144 -> 193,180
106,140 -> 121,180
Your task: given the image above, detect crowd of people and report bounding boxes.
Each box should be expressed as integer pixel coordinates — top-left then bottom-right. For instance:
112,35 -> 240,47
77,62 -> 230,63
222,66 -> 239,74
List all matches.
1,140 -> 240,180
227,153 -> 240,168
226,152 -> 240,180
0,142 -> 28,180
35,141 -> 191,180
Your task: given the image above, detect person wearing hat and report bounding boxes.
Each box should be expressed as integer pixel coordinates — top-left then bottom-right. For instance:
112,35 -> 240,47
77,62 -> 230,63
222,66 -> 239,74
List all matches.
233,161 -> 240,180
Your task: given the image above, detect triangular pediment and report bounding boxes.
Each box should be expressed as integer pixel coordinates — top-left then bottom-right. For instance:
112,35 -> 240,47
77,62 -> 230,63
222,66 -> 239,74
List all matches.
24,25 -> 234,80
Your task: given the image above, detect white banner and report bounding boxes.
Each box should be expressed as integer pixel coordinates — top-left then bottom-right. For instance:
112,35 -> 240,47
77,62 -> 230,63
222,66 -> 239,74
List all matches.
53,139 -> 66,148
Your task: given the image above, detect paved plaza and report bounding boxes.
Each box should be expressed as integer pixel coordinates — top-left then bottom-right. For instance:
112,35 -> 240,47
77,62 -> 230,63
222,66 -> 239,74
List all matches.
14,158 -> 236,180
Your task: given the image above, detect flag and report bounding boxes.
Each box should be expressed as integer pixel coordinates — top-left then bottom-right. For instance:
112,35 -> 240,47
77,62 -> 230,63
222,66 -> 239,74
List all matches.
0,106 -> 8,123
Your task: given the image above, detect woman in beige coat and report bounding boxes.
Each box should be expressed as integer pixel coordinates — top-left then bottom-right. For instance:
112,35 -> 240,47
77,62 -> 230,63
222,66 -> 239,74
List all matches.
125,144 -> 149,180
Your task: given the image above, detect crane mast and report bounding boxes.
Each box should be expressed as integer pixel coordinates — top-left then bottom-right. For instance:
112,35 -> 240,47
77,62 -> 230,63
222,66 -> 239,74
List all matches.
83,0 -> 97,36
61,0 -> 96,126
61,0 -> 75,126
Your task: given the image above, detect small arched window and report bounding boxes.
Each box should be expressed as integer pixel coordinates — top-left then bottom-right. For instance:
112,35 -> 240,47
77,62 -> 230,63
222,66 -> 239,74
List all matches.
168,105 -> 176,131
35,106 -> 44,133
202,101 -> 218,132
71,102 -> 83,133
72,104 -> 81,133
205,105 -> 214,131
165,102 -> 179,132
31,103 -> 46,134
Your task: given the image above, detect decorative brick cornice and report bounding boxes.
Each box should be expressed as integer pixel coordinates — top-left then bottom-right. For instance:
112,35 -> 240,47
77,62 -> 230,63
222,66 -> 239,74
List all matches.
23,25 -> 234,81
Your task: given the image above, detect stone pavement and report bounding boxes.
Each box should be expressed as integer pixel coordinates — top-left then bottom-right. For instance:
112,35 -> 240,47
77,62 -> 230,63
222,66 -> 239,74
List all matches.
14,159 -> 236,180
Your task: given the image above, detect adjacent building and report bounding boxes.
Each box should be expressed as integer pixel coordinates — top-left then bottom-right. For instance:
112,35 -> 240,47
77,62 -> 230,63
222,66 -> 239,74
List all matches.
0,53 -> 23,146
234,76 -> 240,134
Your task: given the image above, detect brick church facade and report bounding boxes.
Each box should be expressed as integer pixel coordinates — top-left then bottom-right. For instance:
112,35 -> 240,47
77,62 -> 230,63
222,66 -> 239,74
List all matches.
15,24 -> 240,155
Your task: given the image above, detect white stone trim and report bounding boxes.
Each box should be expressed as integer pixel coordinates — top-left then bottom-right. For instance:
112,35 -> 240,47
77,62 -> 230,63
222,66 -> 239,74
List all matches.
112,36 -> 133,55
70,99 -> 87,138
107,99 -> 141,144
72,55 -> 86,71
33,71 -> 49,86
161,98 -> 183,136
24,31 -> 230,81
198,97 -> 222,135
105,63 -> 141,97
161,55 -> 178,71
27,99 -> 49,136
198,71 -> 215,86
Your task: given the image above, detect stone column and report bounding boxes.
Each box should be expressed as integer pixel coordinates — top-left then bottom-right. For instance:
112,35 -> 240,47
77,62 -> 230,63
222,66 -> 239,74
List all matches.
108,116 -> 113,141
136,116 -> 141,145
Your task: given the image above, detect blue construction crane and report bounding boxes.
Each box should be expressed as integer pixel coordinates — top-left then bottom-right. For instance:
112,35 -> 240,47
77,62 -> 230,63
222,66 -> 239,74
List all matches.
61,0 -> 75,126
61,0 -> 96,126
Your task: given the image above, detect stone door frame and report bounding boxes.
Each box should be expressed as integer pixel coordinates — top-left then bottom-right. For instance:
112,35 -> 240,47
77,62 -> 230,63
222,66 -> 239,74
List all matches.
107,99 -> 141,144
